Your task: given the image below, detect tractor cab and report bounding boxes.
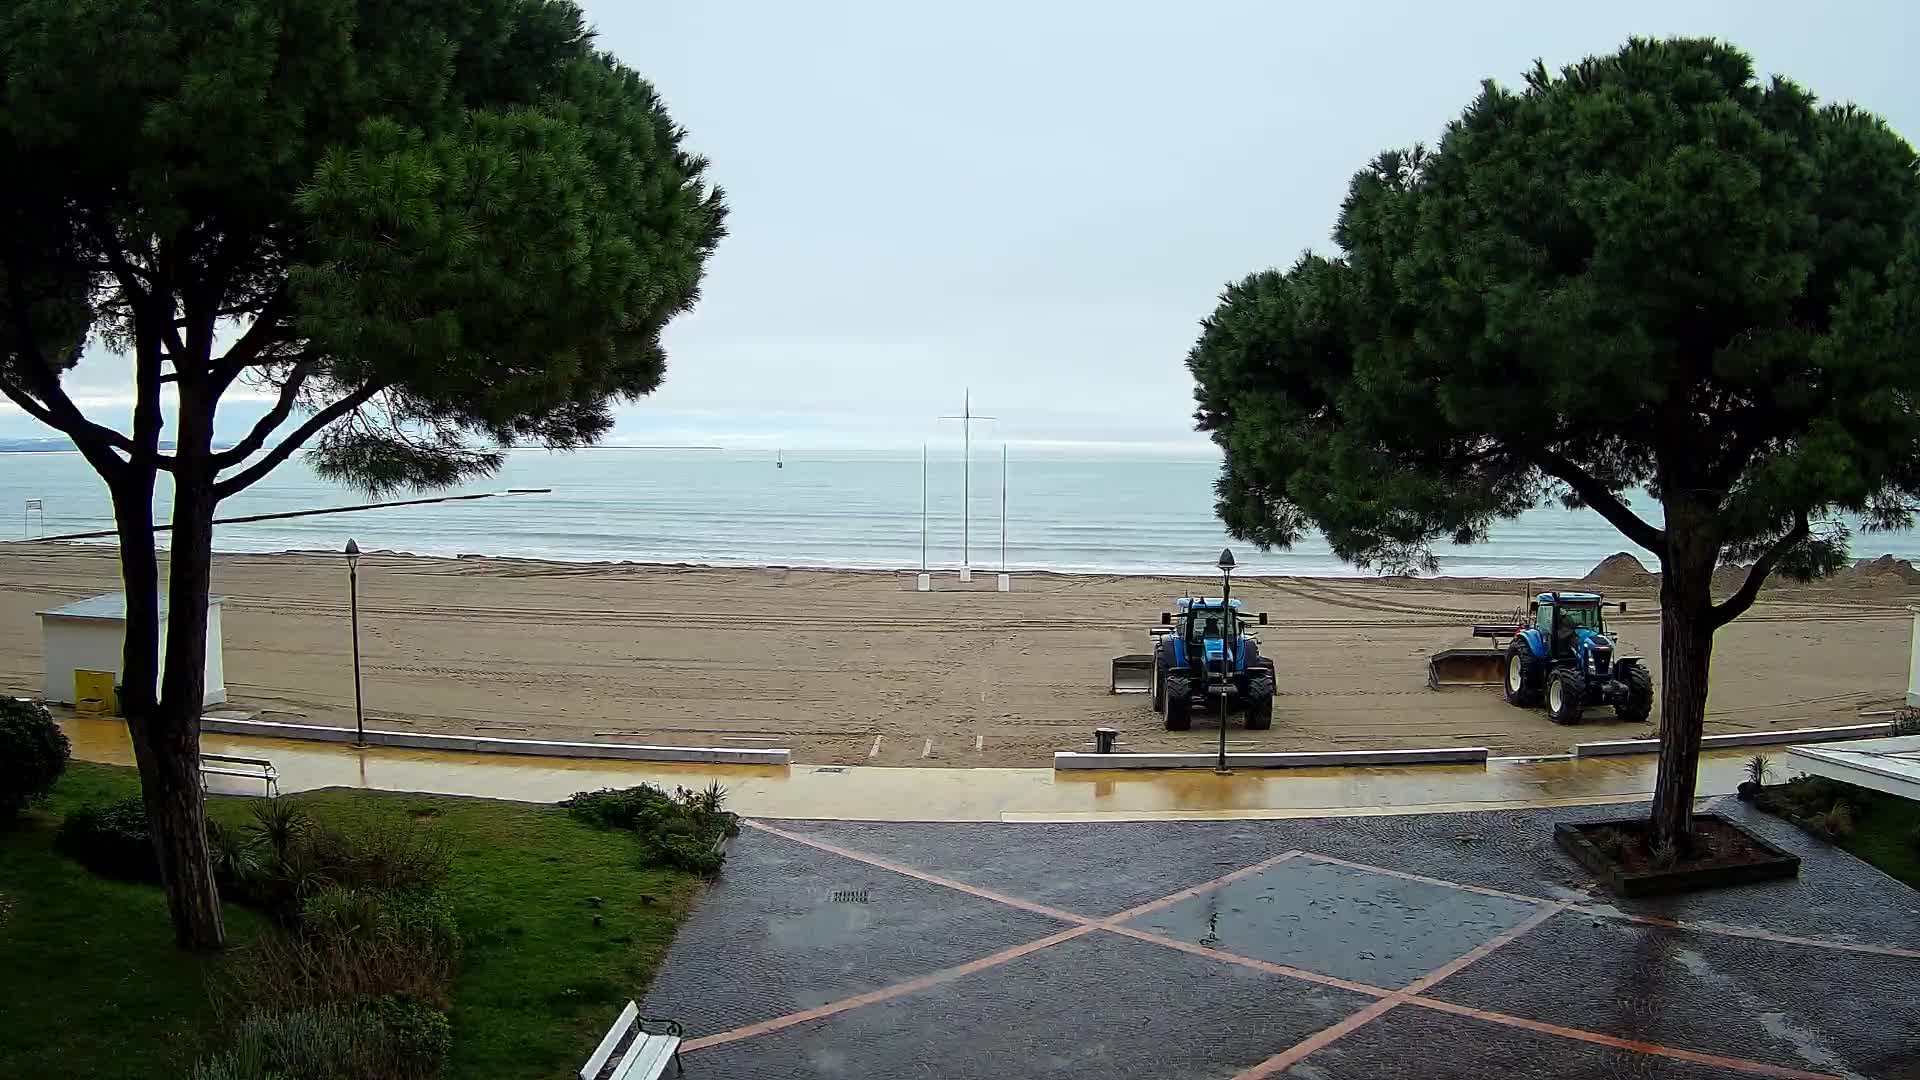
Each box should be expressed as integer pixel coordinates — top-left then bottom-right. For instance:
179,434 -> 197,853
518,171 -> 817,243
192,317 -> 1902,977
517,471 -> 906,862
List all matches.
1174,597 -> 1243,660
1536,592 -> 1609,659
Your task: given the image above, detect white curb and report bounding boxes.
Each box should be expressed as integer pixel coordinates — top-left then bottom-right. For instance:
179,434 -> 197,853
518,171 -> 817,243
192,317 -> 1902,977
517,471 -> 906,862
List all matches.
1052,747 -> 1489,770
198,716 -> 790,766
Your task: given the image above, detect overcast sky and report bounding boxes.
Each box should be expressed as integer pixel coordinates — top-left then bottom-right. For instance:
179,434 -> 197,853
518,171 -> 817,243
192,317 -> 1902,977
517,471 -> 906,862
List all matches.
10,0 -> 1919,449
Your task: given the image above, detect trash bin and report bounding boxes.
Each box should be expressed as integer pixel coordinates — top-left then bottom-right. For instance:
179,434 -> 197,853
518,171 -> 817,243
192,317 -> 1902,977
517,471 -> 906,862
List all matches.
1094,727 -> 1119,754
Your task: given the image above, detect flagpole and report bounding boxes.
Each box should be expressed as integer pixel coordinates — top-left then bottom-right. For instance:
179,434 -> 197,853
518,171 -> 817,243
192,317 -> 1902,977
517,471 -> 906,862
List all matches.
963,390 -> 970,572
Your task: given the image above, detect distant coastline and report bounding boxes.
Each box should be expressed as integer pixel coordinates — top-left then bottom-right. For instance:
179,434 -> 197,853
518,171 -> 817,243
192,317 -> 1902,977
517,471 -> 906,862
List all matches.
0,438 -> 231,454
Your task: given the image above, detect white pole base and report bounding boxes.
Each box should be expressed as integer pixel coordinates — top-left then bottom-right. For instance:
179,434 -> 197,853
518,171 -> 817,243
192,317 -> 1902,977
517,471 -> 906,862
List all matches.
916,573 -> 931,592
996,573 -> 1012,592
959,567 -> 972,583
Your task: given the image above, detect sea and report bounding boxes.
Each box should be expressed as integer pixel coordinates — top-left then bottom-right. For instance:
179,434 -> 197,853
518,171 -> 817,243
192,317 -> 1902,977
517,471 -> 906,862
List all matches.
4,447 -> 1919,579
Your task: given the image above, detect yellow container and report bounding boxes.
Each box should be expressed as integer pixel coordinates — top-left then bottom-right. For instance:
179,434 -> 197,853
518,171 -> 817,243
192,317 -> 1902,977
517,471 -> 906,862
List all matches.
74,669 -> 117,716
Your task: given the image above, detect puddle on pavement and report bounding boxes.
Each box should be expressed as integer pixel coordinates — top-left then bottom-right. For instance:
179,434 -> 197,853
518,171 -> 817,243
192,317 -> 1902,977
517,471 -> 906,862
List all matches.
767,900 -> 876,952
1129,860 -> 1538,986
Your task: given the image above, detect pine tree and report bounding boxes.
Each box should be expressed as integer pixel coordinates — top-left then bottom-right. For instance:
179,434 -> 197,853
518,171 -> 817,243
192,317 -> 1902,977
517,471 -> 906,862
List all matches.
1189,38 -> 1919,849
0,0 -> 726,948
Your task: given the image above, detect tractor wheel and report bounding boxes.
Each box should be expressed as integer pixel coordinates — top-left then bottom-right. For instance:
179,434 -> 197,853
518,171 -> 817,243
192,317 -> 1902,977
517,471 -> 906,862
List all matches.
1503,640 -> 1542,707
1547,669 -> 1585,725
1151,643 -> 1168,712
1163,674 -> 1192,731
1616,664 -> 1653,723
1244,671 -> 1275,731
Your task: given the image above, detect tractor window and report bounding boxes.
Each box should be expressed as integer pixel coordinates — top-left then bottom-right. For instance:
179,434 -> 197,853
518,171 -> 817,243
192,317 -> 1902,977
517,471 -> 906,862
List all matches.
1189,612 -> 1232,641
1561,605 -> 1603,631
1535,601 -> 1552,631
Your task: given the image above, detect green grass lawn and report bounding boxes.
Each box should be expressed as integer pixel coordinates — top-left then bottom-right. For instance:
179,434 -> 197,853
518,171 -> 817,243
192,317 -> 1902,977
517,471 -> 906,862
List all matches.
1750,772 -> 1920,890
1841,787 -> 1920,889
0,763 -> 705,1080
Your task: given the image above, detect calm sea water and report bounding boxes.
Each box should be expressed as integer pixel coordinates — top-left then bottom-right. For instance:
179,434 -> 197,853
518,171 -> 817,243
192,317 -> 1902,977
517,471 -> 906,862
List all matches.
3,447 -> 1917,578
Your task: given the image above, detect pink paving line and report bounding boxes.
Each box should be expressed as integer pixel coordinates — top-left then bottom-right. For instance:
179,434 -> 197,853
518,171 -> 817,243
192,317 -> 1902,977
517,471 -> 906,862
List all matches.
718,823 -> 1889,1076
745,820 -> 1093,926
1579,907 -> 1920,960
1400,902 -> 1567,995
1102,924 -> 1394,998
681,924 -> 1097,1052
1102,850 -> 1302,923
1296,850 -> 1551,905
1233,998 -> 1398,1078
1301,849 -> 1920,960
1229,903 -> 1568,1079
1407,998 -> 1843,1080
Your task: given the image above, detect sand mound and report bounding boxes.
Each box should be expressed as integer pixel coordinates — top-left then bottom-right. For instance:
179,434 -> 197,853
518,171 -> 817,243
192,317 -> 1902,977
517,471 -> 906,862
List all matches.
1712,563 -> 1754,592
1837,554 -> 1920,586
1583,552 -> 1655,589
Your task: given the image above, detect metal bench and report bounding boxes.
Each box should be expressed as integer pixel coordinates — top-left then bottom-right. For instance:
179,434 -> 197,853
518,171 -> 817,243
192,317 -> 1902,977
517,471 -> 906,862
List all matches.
583,1002 -> 684,1080
198,753 -> 279,798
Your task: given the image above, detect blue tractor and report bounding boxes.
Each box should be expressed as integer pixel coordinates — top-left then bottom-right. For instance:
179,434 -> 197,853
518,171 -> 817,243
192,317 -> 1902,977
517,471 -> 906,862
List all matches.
1145,597 -> 1275,731
1503,591 -> 1653,724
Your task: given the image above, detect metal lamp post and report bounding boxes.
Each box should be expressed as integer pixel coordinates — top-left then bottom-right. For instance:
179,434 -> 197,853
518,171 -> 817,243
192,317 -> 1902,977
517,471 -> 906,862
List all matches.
1216,547 -> 1235,774
345,539 -> 365,748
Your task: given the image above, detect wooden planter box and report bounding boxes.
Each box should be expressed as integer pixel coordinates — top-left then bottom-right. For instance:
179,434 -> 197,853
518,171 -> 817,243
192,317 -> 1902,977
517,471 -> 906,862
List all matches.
1554,814 -> 1801,897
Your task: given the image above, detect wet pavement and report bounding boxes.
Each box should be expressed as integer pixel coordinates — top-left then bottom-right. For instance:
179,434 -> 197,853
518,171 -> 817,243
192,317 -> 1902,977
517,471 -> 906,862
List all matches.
642,799 -> 1920,1079
65,714 -> 1762,821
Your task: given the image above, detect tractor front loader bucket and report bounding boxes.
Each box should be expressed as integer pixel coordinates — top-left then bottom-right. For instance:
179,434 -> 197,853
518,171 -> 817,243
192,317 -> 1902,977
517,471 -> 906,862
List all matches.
1110,654 -> 1155,694
1427,647 -> 1506,690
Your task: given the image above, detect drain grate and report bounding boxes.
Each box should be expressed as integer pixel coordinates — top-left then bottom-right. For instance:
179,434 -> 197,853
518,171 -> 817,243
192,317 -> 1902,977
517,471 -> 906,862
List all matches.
813,766 -> 849,774
831,889 -> 870,904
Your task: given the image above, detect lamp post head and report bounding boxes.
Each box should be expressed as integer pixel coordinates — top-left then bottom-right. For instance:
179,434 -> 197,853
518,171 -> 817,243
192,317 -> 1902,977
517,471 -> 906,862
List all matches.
1217,548 -> 1235,574
344,538 -> 360,569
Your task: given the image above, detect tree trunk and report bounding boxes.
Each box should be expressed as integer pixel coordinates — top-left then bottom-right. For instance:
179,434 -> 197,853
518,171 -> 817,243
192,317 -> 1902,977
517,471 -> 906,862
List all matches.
137,388 -> 226,950
1649,500 -> 1719,852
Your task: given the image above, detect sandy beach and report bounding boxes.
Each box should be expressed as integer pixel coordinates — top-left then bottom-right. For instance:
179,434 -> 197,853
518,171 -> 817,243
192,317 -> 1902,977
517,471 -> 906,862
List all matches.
0,542 -> 1913,766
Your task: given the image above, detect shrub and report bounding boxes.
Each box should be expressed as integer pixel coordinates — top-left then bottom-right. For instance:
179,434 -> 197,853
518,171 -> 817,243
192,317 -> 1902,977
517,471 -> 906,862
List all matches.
56,797 -> 159,881
217,886 -> 462,1015
235,808 -> 449,923
1753,775 -> 1855,821
0,698 -> 69,821
565,783 -> 739,875
194,997 -> 447,1080
1807,801 -> 1856,842
208,819 -> 264,887
1744,755 -> 1772,786
359,993 -> 451,1075
562,785 -> 678,831
1891,709 -> 1920,736
248,799 -> 311,861
1589,827 -> 1630,859
308,820 -> 450,894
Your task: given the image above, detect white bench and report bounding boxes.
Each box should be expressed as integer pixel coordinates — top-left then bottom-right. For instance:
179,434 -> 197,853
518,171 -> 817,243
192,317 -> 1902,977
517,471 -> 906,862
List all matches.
198,753 -> 279,798
582,1001 -> 684,1080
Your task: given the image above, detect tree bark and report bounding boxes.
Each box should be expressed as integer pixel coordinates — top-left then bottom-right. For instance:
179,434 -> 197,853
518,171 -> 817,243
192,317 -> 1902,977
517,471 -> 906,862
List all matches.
1649,497 -> 1719,852
140,385 -> 225,950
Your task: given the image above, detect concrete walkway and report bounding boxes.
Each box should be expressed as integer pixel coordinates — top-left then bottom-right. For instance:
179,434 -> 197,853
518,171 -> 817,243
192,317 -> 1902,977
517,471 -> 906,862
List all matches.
644,802 -> 1920,1078
64,715 -> 1762,821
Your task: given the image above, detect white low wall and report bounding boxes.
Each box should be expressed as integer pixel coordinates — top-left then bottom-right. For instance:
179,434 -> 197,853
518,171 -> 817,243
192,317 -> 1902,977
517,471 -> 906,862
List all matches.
1053,747 -> 1488,771
1570,722 -> 1894,758
198,717 -> 790,766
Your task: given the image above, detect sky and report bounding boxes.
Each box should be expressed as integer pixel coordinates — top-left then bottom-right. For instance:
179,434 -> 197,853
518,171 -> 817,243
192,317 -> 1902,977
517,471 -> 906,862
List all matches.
7,0 -> 1919,451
